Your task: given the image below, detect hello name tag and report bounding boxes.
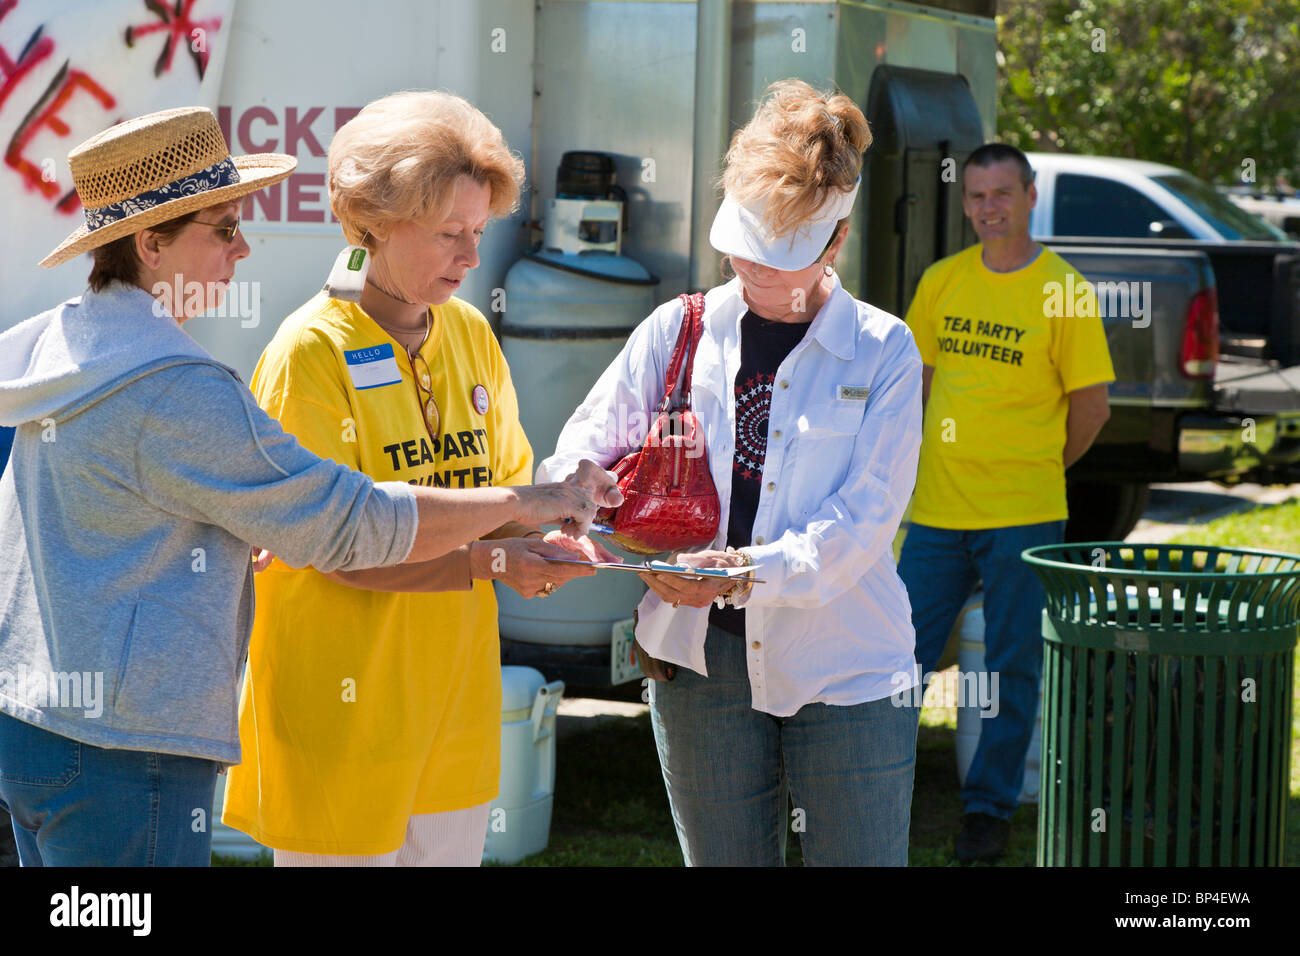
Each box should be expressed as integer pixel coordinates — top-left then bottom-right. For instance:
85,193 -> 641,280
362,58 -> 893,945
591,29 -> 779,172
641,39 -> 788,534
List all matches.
344,343 -> 403,390
837,385 -> 870,401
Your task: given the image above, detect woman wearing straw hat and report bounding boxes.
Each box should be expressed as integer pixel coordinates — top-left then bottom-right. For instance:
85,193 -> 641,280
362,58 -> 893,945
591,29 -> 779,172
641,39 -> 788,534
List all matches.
0,107 -> 618,867
221,90 -> 617,867
539,80 -> 923,865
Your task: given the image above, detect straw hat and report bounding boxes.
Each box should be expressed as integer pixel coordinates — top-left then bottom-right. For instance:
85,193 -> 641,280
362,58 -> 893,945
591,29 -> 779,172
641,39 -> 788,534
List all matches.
40,106 -> 296,268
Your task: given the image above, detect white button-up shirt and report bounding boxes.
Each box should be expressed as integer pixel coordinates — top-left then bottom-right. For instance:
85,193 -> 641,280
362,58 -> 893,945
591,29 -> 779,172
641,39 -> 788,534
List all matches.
537,275 -> 922,716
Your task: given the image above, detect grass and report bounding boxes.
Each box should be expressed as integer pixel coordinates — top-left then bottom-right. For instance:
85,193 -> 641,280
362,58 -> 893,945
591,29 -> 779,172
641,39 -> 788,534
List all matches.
215,655 -> 1300,866
510,672 -> 1032,867
511,657 -> 1300,868
502,497 -> 1300,867
213,497 -> 1300,866
498,715 -> 683,867
1165,496 -> 1300,552
211,850 -> 271,866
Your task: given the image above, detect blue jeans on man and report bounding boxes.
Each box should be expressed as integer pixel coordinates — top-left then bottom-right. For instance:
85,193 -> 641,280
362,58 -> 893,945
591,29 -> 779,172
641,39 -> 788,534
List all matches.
897,519 -> 1064,820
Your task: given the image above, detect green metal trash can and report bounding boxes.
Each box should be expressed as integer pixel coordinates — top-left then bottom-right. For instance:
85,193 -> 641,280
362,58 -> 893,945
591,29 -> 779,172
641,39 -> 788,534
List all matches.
1022,543 -> 1300,866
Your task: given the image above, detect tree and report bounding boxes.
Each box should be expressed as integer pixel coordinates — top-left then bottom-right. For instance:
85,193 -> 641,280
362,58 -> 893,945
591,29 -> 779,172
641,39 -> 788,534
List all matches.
997,0 -> 1300,186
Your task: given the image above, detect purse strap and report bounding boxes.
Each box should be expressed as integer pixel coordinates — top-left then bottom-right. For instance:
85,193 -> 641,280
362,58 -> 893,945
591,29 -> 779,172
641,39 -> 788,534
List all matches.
657,292 -> 706,413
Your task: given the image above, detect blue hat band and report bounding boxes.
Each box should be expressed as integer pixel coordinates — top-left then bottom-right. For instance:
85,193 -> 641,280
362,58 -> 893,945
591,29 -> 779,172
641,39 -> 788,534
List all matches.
83,157 -> 241,232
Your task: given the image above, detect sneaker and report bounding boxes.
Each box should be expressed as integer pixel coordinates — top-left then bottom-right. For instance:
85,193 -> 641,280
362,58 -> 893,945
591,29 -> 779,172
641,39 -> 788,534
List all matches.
954,812 -> 1009,863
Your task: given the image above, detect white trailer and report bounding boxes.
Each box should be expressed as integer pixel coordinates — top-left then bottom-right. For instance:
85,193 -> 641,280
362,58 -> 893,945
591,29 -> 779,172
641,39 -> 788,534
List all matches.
0,0 -> 998,689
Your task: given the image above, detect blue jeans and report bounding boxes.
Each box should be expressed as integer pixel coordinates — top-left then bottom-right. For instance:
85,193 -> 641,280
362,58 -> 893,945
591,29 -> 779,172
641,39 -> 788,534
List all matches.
0,712 -> 218,866
896,520 -> 1064,821
649,623 -> 918,866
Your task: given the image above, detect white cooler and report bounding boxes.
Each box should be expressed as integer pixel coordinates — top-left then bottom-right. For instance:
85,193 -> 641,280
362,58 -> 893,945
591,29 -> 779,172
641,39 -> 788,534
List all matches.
482,666 -> 564,864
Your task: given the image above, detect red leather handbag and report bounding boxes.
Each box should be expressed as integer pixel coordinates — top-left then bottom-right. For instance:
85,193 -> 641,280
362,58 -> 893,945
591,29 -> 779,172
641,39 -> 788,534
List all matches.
595,292 -> 721,555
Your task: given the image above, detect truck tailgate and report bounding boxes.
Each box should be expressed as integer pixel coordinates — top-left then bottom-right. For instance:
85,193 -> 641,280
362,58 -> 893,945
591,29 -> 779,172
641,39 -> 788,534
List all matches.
1215,357 -> 1300,412
1046,244 -> 1216,407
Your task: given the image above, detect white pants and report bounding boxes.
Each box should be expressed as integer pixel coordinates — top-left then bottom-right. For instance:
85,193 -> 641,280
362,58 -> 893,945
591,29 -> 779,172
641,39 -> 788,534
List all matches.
272,802 -> 491,867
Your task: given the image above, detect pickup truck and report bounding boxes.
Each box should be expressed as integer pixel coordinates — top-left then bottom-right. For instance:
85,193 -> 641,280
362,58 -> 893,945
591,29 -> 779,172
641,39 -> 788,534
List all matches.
1025,153 -> 1300,541
1224,188 -> 1300,241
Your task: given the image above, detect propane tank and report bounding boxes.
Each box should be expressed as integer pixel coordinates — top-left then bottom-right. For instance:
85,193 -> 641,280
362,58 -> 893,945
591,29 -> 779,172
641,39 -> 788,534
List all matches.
497,151 -> 660,646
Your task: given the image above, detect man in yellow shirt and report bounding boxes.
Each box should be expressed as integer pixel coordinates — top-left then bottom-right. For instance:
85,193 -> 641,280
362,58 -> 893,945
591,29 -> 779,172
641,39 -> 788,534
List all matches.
899,143 -> 1114,862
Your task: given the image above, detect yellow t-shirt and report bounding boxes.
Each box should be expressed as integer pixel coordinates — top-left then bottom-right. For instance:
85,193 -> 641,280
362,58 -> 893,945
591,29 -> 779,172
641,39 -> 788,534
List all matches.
904,245 -> 1114,530
221,292 -> 532,855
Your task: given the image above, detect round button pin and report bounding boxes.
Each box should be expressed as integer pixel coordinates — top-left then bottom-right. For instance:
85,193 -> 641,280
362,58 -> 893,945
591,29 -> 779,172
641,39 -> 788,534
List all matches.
472,384 -> 490,415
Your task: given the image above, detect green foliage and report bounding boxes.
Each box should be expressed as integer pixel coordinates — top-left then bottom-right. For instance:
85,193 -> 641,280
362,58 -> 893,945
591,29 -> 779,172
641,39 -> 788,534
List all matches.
997,0 -> 1300,185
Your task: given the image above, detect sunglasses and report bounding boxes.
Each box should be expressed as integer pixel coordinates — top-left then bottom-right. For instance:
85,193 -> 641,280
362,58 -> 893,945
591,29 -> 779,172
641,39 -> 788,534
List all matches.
410,353 -> 441,441
191,217 -> 241,243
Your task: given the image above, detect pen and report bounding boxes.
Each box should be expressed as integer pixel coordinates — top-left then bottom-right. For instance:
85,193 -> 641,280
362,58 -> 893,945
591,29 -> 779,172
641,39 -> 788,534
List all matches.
559,518 -> 617,536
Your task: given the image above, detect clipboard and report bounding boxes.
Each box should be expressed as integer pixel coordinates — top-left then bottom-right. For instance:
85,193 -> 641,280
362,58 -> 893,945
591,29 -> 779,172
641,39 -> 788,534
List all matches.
541,556 -> 766,584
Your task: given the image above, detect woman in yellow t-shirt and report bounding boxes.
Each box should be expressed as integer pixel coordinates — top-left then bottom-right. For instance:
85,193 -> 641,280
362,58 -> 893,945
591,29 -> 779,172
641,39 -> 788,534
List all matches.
221,91 -> 610,865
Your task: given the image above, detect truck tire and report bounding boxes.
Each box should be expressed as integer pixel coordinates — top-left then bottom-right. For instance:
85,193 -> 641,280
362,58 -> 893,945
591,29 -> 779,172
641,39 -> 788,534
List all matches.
1065,481 -> 1150,543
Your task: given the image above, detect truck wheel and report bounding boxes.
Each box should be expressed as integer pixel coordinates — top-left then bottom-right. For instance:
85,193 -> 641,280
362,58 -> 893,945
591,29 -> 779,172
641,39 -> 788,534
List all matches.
1065,481 -> 1150,543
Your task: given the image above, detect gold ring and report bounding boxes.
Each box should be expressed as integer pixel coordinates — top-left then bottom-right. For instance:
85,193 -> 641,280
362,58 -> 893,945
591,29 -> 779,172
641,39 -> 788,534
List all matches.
541,583 -> 556,597
672,601 -> 680,608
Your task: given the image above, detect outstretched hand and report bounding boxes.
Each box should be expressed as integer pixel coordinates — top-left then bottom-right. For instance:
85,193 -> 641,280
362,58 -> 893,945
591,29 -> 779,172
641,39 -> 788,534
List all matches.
637,549 -> 745,608
479,536 -> 599,599
561,459 -> 623,535
515,459 -> 622,532
544,528 -> 622,564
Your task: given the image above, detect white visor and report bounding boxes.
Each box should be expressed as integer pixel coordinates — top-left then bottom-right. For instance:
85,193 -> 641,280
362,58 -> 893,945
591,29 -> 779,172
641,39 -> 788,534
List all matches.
709,177 -> 860,272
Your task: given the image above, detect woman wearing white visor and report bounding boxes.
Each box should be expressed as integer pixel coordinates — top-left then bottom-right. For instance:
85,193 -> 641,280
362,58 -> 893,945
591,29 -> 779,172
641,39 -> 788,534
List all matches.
539,80 -> 924,865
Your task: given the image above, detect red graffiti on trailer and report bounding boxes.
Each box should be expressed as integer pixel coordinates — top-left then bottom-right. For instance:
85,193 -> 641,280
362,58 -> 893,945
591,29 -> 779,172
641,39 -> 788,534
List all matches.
0,0 -> 119,213
0,0 -> 54,113
124,0 -> 223,80
5,62 -> 116,211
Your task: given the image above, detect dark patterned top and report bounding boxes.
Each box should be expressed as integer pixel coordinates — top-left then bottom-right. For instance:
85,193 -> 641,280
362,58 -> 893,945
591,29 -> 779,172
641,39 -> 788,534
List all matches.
710,310 -> 812,638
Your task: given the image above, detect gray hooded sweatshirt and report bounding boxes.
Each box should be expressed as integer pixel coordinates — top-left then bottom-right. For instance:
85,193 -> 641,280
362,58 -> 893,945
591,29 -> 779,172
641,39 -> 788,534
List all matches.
0,283 -> 418,764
